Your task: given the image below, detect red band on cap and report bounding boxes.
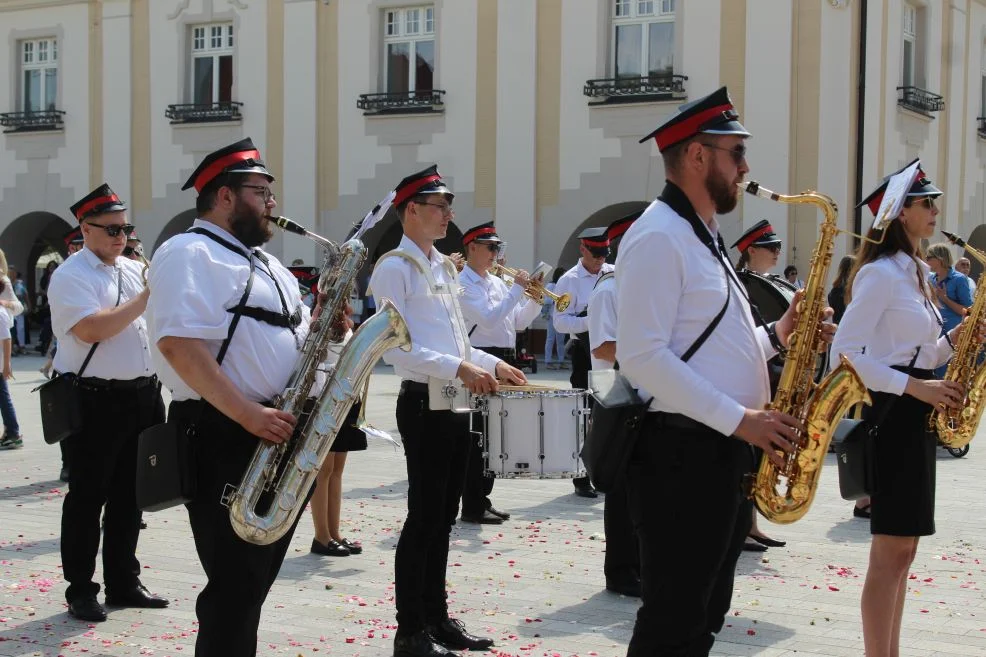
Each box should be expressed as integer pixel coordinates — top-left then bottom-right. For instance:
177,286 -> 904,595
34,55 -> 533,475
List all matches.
655,104 -> 734,151
582,238 -> 610,248
394,174 -> 442,206
608,221 -> 634,241
736,224 -> 774,252
866,194 -> 884,217
75,194 -> 122,221
463,226 -> 497,245
194,149 -> 262,193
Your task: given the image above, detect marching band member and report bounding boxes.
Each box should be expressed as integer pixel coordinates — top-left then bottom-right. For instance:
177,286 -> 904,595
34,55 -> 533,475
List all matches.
49,184 -> 167,622
832,161 -> 965,657
148,138 -> 314,656
553,227 -> 615,498
587,211 -> 641,598
457,221 -> 542,525
616,87 -> 833,656
369,166 -> 526,657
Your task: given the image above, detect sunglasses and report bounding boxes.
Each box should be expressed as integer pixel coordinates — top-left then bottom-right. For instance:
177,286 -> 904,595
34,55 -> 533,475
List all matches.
753,243 -> 782,254
699,142 -> 747,165
587,246 -> 610,258
916,197 -> 937,209
482,243 -> 503,254
87,222 -> 137,238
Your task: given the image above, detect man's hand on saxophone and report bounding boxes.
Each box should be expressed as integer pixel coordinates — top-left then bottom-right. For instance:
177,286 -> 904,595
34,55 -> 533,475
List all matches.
733,409 -> 801,468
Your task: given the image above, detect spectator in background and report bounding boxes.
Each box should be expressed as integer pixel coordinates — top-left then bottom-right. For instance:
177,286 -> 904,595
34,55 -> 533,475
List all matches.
828,255 -> 854,325
784,265 -> 804,289
956,257 -> 976,294
6,266 -> 28,355
926,242 -> 972,377
542,268 -> 568,370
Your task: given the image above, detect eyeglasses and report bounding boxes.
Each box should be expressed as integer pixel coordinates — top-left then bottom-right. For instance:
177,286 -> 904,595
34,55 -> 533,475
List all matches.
587,246 -> 610,258
87,222 -> 137,238
916,197 -> 937,210
483,243 -> 502,254
415,201 -> 454,216
241,184 -> 276,202
753,243 -> 782,254
699,142 -> 747,165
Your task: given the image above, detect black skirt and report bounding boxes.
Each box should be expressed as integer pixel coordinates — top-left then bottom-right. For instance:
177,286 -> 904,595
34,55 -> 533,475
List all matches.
329,401 -> 368,453
866,387 -> 936,537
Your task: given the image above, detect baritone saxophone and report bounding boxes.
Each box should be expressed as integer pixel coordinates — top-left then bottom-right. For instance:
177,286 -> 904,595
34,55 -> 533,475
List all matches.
226,216 -> 411,545
739,182 -> 872,524
931,231 -> 986,449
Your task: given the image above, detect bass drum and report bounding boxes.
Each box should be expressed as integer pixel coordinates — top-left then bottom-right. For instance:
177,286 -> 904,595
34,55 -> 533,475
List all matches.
737,270 -> 796,323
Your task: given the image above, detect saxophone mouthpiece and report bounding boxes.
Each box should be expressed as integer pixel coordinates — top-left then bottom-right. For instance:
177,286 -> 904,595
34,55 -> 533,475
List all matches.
271,216 -> 308,237
942,230 -> 967,248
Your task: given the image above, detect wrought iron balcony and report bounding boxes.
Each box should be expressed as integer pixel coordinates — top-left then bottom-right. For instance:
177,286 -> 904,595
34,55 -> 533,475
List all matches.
165,101 -> 243,124
0,109 -> 65,133
584,74 -> 688,105
897,86 -> 944,115
356,90 -> 446,115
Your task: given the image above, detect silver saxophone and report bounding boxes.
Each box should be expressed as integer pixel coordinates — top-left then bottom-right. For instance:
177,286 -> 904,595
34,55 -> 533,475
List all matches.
226,216 -> 411,545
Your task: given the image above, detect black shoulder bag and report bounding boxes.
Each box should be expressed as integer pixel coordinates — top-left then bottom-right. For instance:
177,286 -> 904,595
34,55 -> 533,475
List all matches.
136,231 -> 256,512
582,189 -> 736,493
833,347 -> 921,500
34,269 -> 122,444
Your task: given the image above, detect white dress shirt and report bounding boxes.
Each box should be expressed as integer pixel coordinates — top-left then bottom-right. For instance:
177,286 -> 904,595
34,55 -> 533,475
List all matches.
49,247 -> 154,380
616,197 -> 777,438
459,264 -> 542,348
147,220 -> 311,402
588,274 -> 617,371
552,260 -> 615,335
832,251 -> 953,396
369,235 -> 500,383
0,277 -> 23,320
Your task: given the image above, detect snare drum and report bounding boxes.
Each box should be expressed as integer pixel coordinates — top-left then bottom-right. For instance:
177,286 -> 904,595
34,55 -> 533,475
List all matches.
476,387 -> 589,478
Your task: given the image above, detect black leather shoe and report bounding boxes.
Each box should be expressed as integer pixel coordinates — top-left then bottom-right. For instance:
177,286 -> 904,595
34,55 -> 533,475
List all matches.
742,541 -> 768,553
393,629 -> 456,657
426,618 -> 494,651
104,583 -> 169,608
574,483 -> 598,499
68,596 -> 107,622
340,538 -> 363,555
461,509 -> 504,524
748,533 -> 786,548
487,505 -> 511,520
311,538 -> 350,556
605,577 -> 642,598
853,504 -> 871,519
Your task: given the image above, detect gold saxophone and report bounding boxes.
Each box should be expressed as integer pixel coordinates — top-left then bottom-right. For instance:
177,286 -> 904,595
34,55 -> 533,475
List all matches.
930,231 -> 986,448
226,217 -> 411,545
739,182 -> 872,524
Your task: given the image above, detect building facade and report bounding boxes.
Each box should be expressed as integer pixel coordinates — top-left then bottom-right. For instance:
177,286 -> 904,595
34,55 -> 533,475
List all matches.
3,0 -> 986,298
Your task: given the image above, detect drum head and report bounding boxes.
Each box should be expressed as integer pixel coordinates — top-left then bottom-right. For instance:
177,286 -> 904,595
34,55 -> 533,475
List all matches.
738,270 -> 795,324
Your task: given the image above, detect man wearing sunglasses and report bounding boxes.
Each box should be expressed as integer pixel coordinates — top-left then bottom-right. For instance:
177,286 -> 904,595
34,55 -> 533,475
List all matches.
47,183 -> 167,622
552,226 -> 615,498
457,221 -> 542,525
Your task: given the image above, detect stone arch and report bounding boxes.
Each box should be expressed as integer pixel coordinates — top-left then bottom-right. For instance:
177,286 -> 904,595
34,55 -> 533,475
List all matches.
153,209 -> 197,254
556,201 -> 651,272
964,224 -> 986,281
0,211 -> 74,301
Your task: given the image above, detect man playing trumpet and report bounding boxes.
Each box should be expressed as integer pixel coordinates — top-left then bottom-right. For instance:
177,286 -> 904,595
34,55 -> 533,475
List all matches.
457,222 -> 543,525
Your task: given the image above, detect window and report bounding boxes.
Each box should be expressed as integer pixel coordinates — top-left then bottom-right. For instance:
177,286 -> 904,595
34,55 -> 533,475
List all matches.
190,23 -> 234,104
20,38 -> 58,112
612,0 -> 675,80
902,4 -> 917,87
383,6 -> 435,94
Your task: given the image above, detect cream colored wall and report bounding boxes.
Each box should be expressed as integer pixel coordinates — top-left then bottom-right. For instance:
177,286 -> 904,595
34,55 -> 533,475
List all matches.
102,0 -> 131,202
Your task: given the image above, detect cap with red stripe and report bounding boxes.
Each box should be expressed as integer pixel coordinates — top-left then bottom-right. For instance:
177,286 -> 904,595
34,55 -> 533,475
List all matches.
639,86 -> 750,152
288,266 -> 321,295
182,137 -> 274,193
578,227 -> 610,249
63,226 -> 83,246
462,221 -> 503,246
393,165 -> 454,207
857,158 -> 943,217
69,183 -> 127,222
606,210 -> 643,244
731,219 -> 781,252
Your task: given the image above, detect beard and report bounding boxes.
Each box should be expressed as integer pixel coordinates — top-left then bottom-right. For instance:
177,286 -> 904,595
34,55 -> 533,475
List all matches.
706,163 -> 739,214
229,197 -> 273,248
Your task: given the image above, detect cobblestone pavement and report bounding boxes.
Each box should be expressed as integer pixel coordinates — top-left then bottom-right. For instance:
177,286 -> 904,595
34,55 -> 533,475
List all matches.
1,354 -> 985,657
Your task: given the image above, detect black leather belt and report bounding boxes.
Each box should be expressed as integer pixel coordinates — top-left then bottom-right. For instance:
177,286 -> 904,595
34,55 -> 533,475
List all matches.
77,374 -> 158,392
651,411 -> 716,434
400,380 -> 429,395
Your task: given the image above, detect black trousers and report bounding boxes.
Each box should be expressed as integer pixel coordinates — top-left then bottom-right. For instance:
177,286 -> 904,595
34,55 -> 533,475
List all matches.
61,381 -> 164,602
626,414 -> 754,657
395,389 -> 470,636
569,341 -> 593,490
461,346 -> 510,516
170,400 -> 313,657
603,475 -> 639,583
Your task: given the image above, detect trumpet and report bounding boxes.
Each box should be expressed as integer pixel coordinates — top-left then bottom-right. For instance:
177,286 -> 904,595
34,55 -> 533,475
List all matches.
490,263 -> 570,312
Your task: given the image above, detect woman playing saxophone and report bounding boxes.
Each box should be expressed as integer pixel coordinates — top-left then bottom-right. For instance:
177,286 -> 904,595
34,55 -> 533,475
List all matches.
832,160 -> 969,657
